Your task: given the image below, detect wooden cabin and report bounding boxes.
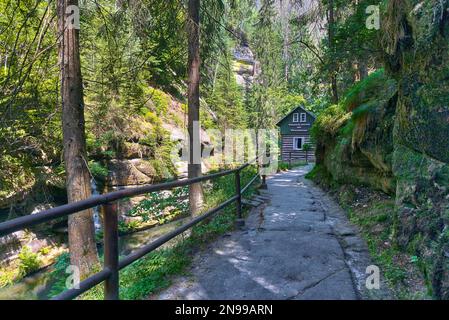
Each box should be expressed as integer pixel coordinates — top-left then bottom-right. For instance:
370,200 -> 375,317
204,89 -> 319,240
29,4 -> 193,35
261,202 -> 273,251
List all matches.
276,106 -> 316,162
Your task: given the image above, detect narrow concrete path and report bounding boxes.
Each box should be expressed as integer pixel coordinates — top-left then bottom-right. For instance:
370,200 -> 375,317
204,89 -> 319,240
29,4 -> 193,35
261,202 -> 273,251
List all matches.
153,166 -> 390,300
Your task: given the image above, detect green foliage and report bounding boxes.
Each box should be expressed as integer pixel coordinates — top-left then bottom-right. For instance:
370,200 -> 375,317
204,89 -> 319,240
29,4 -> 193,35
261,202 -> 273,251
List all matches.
204,43 -> 247,130
303,144 -> 312,152
38,247 -> 51,256
0,0 -> 60,199
343,69 -> 396,113
311,104 -> 351,140
305,164 -> 338,189
48,252 -> 71,297
17,246 -> 42,277
146,88 -> 171,116
88,161 -> 109,180
0,268 -> 17,288
127,187 -> 189,223
355,207 -> 410,288
141,109 -> 160,125
118,220 -> 141,234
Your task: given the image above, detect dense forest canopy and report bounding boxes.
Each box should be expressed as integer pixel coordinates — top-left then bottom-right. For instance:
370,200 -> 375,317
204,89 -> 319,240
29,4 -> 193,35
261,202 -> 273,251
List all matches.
0,0 -> 384,200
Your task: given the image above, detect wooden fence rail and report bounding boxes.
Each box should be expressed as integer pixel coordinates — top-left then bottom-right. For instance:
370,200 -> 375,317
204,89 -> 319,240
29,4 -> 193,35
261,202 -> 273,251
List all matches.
0,157 -> 264,300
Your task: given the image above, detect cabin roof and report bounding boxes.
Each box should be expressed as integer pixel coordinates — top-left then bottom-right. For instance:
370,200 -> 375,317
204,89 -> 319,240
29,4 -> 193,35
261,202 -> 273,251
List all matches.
276,106 -> 316,126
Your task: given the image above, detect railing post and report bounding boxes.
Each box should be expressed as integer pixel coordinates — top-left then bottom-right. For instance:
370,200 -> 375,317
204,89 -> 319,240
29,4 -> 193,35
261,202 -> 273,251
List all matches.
103,202 -> 119,300
235,169 -> 244,227
259,160 -> 268,190
289,152 -> 292,169
261,174 -> 267,188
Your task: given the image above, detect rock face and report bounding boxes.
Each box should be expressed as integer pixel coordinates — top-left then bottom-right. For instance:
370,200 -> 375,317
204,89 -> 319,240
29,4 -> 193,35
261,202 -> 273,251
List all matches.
314,0 -> 449,299
108,159 -> 158,186
233,45 -> 259,88
384,0 -> 449,299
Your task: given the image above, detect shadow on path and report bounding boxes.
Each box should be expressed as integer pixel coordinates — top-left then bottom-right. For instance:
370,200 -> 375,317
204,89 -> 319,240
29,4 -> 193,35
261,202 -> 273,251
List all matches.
152,165 -> 391,300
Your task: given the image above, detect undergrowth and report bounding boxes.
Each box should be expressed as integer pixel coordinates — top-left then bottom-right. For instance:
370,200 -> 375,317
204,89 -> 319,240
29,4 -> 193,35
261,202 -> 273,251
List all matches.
307,165 -> 431,299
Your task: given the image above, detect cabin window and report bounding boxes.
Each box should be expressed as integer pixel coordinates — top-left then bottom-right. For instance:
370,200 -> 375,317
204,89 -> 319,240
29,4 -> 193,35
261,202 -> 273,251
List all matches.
293,137 -> 304,150
293,113 -> 299,122
300,113 -> 307,123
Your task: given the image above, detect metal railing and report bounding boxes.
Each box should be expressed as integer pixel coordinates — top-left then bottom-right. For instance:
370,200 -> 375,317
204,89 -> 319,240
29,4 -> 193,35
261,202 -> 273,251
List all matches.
0,158 -> 265,300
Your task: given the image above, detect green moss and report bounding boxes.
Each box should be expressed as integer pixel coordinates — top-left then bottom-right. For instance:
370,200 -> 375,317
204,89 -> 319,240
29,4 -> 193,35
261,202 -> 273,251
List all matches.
311,104 -> 351,141
305,164 -> 338,189
343,69 -> 397,113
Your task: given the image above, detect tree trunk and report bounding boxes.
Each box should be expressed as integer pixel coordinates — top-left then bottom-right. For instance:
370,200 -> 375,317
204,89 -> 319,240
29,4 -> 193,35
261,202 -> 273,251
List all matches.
280,0 -> 290,82
328,0 -> 339,104
58,0 -> 99,277
187,0 -> 204,216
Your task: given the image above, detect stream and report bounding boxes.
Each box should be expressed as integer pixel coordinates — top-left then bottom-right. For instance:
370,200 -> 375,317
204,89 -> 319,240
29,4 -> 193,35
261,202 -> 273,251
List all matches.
0,180 -> 190,300
0,215 -> 190,300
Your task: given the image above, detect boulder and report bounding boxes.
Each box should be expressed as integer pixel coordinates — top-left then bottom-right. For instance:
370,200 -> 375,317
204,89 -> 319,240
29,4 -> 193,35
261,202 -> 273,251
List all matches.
107,159 -> 157,186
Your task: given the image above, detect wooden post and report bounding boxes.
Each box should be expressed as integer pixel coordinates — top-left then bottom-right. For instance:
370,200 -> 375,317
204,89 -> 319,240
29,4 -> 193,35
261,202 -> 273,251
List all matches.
289,152 -> 292,169
103,202 -> 119,300
259,160 -> 268,190
262,175 -> 267,188
235,170 -> 244,227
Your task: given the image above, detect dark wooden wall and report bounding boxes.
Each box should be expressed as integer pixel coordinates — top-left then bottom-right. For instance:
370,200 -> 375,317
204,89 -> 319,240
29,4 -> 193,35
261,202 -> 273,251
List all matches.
280,134 -> 315,162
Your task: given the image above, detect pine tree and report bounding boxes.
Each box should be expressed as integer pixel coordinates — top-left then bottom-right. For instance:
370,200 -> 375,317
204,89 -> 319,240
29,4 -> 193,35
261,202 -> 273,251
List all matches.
58,0 -> 99,276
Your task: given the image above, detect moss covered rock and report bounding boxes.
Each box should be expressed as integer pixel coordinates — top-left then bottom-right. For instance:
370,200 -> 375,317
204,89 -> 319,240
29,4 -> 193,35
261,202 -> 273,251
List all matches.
313,70 -> 397,195
384,0 -> 449,299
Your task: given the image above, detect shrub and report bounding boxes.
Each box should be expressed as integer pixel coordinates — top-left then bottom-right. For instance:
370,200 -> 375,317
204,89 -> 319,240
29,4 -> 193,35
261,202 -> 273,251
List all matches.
89,161 -> 109,180
38,246 -> 51,256
0,268 -> 17,288
311,104 -> 351,141
18,246 -> 42,277
127,186 -> 189,222
144,88 -> 170,116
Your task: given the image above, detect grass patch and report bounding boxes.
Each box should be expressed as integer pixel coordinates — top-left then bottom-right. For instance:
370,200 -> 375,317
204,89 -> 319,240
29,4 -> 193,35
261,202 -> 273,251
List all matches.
278,160 -> 308,171
305,164 -> 338,189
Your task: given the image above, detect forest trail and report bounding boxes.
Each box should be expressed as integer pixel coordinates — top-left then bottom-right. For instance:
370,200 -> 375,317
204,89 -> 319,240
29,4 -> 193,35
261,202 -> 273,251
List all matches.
152,166 -> 390,300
